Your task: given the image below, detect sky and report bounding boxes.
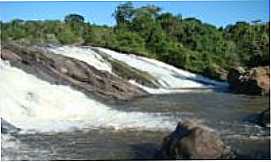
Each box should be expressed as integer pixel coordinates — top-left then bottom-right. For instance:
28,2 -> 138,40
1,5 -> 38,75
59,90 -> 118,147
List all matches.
0,0 -> 269,27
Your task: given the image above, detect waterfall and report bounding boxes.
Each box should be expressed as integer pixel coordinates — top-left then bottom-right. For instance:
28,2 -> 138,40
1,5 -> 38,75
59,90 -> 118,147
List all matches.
48,46 -> 228,94
0,59 -> 174,133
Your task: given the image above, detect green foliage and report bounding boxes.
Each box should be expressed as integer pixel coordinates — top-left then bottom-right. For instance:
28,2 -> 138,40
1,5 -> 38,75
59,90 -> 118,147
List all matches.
111,30 -> 146,54
64,14 -> 85,24
224,21 -> 269,67
113,2 -> 134,25
64,14 -> 85,37
56,26 -> 81,44
83,25 -> 114,46
1,5 -> 269,80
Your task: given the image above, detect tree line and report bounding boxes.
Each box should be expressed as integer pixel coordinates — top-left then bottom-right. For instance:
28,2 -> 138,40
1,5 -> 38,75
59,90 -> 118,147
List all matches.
1,2 -> 269,80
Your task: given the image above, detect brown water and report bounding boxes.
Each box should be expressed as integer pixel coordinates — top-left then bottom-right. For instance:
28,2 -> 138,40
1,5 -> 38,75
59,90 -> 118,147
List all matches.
2,91 -> 270,160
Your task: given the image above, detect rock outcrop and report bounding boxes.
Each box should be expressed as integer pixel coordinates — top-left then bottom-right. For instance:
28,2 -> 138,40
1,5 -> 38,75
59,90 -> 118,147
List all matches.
227,66 -> 270,95
158,120 -> 234,159
1,42 -> 147,103
91,48 -> 160,88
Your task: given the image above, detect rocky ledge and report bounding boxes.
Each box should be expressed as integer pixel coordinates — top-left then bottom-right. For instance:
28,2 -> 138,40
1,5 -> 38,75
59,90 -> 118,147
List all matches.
227,66 -> 270,95
1,42 -> 147,103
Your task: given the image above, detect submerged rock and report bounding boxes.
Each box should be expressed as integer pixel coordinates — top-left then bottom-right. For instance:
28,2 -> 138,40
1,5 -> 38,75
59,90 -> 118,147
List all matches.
227,66 -> 270,95
158,120 -> 234,159
257,109 -> 270,127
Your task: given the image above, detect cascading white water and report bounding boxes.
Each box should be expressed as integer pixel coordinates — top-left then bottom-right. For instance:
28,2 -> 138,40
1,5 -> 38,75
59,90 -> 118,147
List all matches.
96,47 -> 228,89
0,60 -> 174,133
47,46 -> 112,72
47,46 -> 227,94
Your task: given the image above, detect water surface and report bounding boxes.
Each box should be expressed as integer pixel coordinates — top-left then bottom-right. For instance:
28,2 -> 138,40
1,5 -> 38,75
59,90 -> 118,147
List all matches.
2,91 -> 270,160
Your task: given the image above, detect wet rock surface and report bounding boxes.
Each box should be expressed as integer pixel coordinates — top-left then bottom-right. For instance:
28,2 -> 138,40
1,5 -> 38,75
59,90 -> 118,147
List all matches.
1,43 -> 147,103
158,120 -> 235,159
227,66 -> 270,95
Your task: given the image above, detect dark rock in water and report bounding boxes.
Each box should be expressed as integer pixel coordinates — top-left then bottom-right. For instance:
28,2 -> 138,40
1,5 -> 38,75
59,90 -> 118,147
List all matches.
227,66 -> 270,95
1,118 -> 20,134
2,42 -> 147,103
227,67 -> 246,90
257,109 -> 270,127
158,120 -> 234,159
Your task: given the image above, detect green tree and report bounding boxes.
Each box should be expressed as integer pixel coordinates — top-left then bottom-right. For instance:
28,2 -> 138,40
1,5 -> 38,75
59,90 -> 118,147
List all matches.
113,2 -> 134,25
56,26 -> 81,44
64,14 -> 85,24
64,14 -> 85,36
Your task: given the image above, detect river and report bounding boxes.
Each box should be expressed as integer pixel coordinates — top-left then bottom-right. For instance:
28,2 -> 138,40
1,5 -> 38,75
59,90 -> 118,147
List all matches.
2,91 -> 270,160
1,46 -> 270,160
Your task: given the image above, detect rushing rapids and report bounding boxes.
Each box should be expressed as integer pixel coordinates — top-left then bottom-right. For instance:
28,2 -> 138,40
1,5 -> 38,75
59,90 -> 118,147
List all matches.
1,44 -> 269,160
0,59 -> 175,133
47,46 -> 228,93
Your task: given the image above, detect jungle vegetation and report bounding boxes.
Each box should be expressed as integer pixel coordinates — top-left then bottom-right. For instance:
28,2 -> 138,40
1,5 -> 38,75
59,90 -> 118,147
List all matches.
1,2 -> 269,80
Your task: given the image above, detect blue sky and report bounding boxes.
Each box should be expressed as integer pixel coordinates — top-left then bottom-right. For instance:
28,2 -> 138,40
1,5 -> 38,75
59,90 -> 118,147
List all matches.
0,1 -> 269,27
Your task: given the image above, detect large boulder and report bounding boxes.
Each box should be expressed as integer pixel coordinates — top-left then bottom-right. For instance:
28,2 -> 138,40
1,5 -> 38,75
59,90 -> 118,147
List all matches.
257,109 -> 270,127
227,66 -> 270,95
159,120 -> 234,159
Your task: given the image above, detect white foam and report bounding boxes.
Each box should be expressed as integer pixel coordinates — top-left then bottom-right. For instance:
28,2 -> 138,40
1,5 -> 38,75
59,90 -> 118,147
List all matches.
47,46 -> 112,72
129,80 -> 211,94
0,60 -> 175,133
95,47 -> 228,90
139,56 -> 227,87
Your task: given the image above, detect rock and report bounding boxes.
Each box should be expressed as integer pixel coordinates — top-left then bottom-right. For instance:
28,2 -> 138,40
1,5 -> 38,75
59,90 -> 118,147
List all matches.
204,64 -> 229,81
92,48 -> 160,88
227,67 -> 246,90
2,42 -> 147,102
227,66 -> 270,95
258,109 -> 270,127
159,120 -> 234,159
1,118 -> 20,134
248,67 -> 270,95
1,49 -> 22,62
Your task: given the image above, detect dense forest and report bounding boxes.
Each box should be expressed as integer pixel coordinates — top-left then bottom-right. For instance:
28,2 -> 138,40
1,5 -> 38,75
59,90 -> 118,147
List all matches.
1,2 -> 269,80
